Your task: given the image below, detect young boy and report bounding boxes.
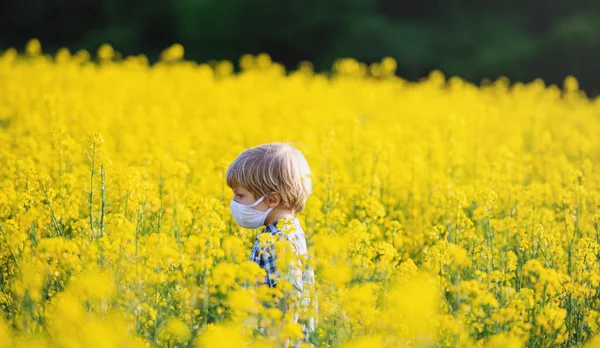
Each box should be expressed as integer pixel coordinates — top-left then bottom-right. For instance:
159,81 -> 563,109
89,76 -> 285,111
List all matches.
226,142 -> 316,345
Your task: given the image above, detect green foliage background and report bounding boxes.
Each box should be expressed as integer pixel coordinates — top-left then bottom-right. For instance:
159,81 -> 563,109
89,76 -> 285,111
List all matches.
2,0 -> 600,92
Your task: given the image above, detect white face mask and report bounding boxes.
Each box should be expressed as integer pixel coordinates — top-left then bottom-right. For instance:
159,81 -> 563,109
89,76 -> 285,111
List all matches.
230,196 -> 273,229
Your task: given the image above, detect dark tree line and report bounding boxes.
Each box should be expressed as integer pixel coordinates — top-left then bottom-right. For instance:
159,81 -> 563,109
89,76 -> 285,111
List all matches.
2,0 -> 600,93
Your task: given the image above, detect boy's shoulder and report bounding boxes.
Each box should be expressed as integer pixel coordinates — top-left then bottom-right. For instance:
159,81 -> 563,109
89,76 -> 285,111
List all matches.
258,217 -> 304,245
264,217 -> 303,235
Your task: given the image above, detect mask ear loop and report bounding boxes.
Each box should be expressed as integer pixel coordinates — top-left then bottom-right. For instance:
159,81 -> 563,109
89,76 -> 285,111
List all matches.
248,195 -> 266,208
260,206 -> 275,227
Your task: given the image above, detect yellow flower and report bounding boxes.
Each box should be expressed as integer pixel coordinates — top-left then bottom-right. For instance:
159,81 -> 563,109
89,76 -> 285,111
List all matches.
485,333 -> 523,348
26,38 -> 41,56
196,323 -> 247,348
564,75 -> 579,92
447,242 -> 469,267
0,315 -> 12,348
1,39 -> 600,348
228,288 -> 260,315
160,43 -> 184,62
281,322 -> 304,341
343,336 -> 383,348
164,318 -> 191,343
97,43 -> 115,61
506,251 -> 517,272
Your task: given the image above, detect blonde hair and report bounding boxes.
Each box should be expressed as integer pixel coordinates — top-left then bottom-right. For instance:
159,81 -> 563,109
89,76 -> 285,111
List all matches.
226,142 -> 312,213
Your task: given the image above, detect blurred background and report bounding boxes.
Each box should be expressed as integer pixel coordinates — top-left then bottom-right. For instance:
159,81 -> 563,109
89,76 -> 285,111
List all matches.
2,0 -> 600,93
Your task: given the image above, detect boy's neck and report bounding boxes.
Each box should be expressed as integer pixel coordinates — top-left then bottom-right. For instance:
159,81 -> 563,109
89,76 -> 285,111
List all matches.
264,208 -> 295,226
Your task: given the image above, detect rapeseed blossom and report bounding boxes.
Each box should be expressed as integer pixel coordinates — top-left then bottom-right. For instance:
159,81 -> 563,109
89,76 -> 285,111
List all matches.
1,39 -> 600,346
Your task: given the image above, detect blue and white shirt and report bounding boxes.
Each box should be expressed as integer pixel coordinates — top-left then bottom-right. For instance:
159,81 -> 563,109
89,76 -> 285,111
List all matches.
249,216 -> 316,341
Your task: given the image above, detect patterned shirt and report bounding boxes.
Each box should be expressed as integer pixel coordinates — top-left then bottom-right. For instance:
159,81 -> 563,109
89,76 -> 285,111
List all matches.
249,216 -> 316,343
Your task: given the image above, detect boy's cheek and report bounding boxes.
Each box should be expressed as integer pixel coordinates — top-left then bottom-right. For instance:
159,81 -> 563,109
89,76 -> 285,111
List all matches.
247,198 -> 260,205
257,201 -> 272,212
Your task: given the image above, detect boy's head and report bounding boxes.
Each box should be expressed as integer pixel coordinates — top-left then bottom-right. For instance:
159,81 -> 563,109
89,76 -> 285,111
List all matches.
226,143 -> 312,227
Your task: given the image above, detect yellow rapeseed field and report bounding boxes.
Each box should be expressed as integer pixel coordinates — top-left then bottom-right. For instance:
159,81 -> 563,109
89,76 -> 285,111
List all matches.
1,39 -> 600,347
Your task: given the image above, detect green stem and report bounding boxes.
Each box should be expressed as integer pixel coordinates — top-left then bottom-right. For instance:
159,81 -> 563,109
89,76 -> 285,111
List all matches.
0,223 -> 20,270
89,145 -> 96,235
39,179 -> 64,237
158,176 -> 164,233
100,164 -> 106,238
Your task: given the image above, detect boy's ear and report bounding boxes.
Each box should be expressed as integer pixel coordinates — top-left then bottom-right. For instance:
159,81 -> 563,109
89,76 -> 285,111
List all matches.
267,192 -> 281,208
